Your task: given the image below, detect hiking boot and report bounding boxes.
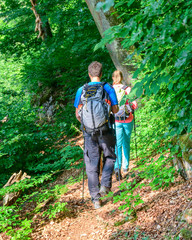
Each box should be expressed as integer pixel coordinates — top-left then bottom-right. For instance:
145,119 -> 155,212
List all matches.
93,199 -> 102,209
99,185 -> 111,197
115,170 -> 122,181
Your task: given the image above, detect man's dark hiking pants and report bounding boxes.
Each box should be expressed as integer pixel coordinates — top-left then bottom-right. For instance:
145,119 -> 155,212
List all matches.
84,130 -> 116,201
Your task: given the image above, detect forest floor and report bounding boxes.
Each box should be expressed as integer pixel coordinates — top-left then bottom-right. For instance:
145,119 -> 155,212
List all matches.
31,169 -> 191,240
1,135 -> 192,240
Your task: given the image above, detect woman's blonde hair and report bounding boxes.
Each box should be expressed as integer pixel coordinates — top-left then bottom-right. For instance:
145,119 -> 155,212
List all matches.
112,70 -> 123,85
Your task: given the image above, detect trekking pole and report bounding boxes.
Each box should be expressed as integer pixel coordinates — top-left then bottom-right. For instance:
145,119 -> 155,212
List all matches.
79,144 -> 85,203
115,144 -> 121,187
82,159 -> 85,202
133,112 -> 138,160
114,121 -> 121,187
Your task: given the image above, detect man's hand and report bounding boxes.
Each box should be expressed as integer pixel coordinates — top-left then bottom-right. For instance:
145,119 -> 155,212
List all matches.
75,108 -> 81,122
111,105 -> 119,114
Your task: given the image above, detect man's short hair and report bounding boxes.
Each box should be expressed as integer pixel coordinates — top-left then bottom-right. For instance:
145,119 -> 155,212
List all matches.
88,61 -> 102,77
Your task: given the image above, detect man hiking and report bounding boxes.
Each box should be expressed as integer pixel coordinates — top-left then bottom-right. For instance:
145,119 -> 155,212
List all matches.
74,61 -> 119,209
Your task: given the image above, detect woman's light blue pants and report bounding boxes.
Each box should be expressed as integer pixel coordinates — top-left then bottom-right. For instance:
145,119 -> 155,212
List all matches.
114,121 -> 133,171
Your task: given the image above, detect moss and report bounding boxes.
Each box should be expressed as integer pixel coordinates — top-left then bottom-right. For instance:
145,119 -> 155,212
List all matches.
178,133 -> 192,163
183,208 -> 192,225
179,133 -> 192,150
179,228 -> 192,240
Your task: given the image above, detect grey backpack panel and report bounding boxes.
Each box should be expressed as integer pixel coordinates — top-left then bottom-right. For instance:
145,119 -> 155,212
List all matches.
80,83 -> 110,133
82,100 -> 107,129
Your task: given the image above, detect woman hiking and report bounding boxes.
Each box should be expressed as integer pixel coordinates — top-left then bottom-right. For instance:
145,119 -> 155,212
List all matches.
112,70 -> 138,180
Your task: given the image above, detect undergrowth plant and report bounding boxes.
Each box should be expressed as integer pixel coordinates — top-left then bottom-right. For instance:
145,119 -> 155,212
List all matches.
0,59 -> 83,237
0,57 -> 83,186
0,174 -> 69,239
109,96 -> 178,217
96,0 -> 192,136
42,202 -> 68,219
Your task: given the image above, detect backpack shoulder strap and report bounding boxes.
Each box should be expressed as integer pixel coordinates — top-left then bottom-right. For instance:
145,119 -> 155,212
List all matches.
82,83 -> 88,90
101,82 -> 111,100
101,82 -> 107,87
122,85 -> 128,90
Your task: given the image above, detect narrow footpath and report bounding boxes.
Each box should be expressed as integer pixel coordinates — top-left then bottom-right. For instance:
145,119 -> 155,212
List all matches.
31,161 -> 192,240
1,134 -> 190,240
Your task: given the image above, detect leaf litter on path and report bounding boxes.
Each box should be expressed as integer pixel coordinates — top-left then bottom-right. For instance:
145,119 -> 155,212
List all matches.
30,158 -> 191,240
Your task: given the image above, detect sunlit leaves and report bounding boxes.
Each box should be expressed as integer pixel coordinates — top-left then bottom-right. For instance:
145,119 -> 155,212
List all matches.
96,0 -> 115,12
96,0 -> 192,134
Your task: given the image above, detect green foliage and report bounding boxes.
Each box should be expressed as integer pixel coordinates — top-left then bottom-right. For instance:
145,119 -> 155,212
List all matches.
111,96 -> 178,216
96,0 -> 114,12
130,96 -> 171,159
0,177 -> 69,239
8,219 -> 33,240
42,202 -> 68,219
0,0 -> 114,185
96,0 -> 192,135
0,205 -> 33,240
113,181 -> 144,216
137,156 -> 176,190
0,172 -> 55,199
0,57 -> 84,186
0,0 -> 114,91
97,0 -> 192,217
1,0 -> 190,238
33,184 -> 68,209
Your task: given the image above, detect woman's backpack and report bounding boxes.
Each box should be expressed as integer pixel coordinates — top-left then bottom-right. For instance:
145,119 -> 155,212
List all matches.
114,85 -> 132,121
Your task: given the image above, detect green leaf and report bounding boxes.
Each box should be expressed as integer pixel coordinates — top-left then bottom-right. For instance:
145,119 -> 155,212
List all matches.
127,208 -> 134,215
134,199 -> 144,206
168,82 -> 173,90
158,75 -> 170,85
136,87 -> 143,98
178,108 -> 185,118
151,82 -> 160,94
127,0 -> 135,7
96,0 -> 115,12
132,68 -> 141,79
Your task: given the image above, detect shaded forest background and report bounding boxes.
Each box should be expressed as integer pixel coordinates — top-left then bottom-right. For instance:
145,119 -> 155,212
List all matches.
0,0 -> 191,239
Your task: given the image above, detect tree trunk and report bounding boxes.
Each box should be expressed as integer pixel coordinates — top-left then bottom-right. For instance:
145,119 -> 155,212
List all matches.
30,0 -> 52,40
3,170 -> 31,206
172,133 -> 192,180
85,0 -> 135,84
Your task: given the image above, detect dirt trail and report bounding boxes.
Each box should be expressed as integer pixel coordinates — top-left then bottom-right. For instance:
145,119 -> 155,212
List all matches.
31,161 -> 192,240
2,135 -> 190,239
32,168 -> 124,240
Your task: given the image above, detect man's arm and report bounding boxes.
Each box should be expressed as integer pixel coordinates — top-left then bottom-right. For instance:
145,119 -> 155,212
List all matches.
75,108 -> 81,122
74,87 -> 83,122
104,83 -> 119,114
